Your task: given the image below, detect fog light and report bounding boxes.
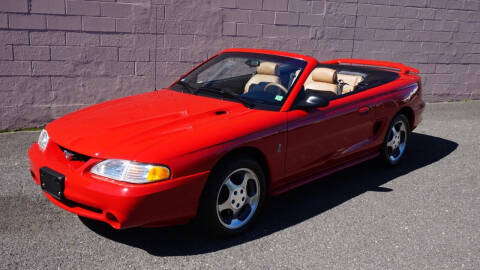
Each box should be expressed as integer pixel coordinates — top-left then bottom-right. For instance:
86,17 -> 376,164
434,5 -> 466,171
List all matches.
106,213 -> 118,222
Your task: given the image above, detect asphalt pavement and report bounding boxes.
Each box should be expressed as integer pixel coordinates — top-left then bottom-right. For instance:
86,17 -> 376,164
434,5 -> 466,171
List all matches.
1,101 -> 479,269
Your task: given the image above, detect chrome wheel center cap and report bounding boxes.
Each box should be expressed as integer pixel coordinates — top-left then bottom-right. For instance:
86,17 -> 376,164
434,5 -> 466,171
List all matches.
230,187 -> 246,210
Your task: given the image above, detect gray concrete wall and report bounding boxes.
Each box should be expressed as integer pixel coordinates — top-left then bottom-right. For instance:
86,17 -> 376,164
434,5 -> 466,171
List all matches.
0,0 -> 479,129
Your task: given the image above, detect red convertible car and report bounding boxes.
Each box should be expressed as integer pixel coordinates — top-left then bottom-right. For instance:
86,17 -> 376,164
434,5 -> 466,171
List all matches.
29,48 -> 424,236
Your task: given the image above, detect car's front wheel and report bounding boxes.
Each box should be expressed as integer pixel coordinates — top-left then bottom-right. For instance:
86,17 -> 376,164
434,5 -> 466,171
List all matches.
380,114 -> 410,165
198,156 -> 266,236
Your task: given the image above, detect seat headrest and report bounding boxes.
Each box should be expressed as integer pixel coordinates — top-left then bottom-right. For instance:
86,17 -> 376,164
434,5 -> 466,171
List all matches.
257,62 -> 278,75
311,68 -> 337,84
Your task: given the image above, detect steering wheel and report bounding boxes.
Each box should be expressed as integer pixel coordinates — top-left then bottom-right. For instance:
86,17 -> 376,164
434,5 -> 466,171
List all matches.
264,82 -> 288,94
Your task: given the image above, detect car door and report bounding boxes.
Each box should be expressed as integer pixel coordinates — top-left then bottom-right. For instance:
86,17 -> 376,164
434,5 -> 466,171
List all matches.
284,93 -> 376,181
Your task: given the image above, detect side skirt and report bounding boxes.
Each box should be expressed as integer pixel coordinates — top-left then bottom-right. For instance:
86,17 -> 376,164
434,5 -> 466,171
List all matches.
270,152 -> 380,196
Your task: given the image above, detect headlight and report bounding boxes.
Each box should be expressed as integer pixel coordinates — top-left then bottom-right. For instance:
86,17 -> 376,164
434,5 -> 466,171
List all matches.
38,129 -> 49,152
90,159 -> 170,184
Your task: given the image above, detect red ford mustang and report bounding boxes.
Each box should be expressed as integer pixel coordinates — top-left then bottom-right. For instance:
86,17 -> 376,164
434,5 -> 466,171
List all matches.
29,48 -> 425,236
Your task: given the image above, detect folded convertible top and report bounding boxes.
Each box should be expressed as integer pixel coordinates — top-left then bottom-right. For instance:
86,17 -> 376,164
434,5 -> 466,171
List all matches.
321,59 -> 419,74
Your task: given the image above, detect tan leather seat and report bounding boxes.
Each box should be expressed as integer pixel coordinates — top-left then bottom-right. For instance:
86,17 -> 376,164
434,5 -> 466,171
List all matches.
337,73 -> 363,94
244,62 -> 281,93
304,67 -> 338,94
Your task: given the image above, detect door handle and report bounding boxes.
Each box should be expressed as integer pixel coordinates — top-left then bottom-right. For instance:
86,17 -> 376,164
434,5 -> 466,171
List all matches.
358,106 -> 370,115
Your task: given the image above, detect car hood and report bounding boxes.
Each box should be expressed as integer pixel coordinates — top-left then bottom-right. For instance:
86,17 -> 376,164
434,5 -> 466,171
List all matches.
47,89 -> 261,161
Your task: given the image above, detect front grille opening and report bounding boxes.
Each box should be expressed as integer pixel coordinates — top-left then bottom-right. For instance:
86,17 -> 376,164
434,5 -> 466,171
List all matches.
58,146 -> 91,162
63,199 -> 102,214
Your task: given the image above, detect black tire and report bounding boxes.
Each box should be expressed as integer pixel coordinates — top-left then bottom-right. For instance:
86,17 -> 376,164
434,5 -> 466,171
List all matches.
380,114 -> 410,166
197,156 -> 266,236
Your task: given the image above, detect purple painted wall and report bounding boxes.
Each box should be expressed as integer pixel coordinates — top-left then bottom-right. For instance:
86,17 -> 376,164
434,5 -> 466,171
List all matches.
0,0 -> 479,129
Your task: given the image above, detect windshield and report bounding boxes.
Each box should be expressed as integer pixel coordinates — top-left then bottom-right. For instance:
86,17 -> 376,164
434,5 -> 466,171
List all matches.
170,52 -> 307,110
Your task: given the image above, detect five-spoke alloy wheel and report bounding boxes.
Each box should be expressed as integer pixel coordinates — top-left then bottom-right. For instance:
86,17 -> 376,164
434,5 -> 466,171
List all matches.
216,168 -> 260,230
198,156 -> 265,236
381,114 -> 410,165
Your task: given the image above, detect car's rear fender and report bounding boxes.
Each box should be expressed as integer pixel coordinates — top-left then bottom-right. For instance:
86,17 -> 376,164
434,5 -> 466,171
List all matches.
372,80 -> 424,146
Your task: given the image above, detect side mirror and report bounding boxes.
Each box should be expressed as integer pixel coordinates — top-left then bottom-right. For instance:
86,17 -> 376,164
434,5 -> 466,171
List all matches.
293,90 -> 330,110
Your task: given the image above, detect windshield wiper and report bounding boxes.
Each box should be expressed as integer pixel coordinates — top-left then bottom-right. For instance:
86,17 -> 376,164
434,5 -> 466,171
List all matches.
175,80 -> 195,93
194,86 -> 255,108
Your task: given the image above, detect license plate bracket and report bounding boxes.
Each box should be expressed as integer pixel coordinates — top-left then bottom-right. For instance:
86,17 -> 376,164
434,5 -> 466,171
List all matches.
40,167 -> 65,201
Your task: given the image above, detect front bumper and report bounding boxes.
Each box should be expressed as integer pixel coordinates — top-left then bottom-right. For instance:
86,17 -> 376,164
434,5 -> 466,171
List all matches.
28,142 -> 209,229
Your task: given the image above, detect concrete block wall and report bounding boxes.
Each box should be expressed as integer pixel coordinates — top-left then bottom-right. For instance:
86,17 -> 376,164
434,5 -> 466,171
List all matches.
0,0 -> 479,129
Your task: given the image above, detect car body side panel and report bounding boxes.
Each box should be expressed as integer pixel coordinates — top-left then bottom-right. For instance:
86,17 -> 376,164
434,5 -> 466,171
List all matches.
284,96 -> 375,184
272,73 -> 423,194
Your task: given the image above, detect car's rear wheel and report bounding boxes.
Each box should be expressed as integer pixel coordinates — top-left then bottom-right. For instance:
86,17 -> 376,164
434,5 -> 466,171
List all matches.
380,114 -> 410,166
198,156 -> 266,236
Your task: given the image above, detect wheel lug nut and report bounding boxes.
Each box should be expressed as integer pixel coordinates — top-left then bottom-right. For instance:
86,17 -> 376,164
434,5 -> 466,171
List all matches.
232,200 -> 235,204
234,191 -> 237,195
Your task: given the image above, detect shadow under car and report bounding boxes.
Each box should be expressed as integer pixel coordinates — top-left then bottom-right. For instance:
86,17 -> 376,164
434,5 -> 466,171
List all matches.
80,132 -> 458,256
